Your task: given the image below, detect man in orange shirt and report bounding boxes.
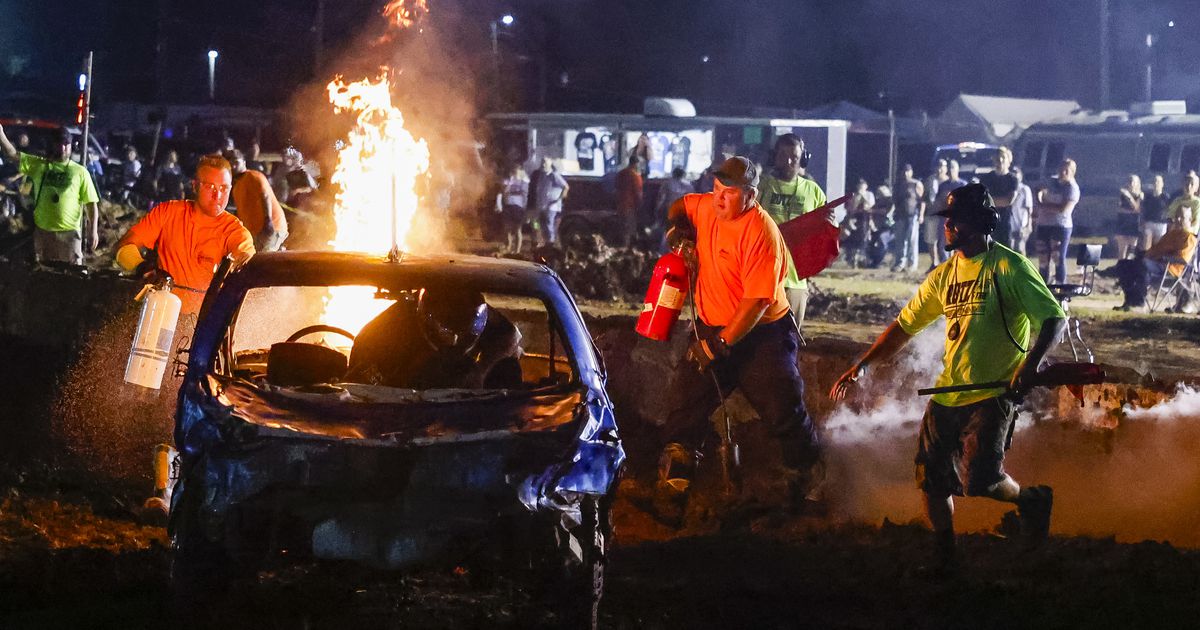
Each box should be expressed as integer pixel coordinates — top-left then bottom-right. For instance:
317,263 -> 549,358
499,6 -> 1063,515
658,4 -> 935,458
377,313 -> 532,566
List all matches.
223,149 -> 288,251
658,156 -> 822,514
115,154 -> 255,314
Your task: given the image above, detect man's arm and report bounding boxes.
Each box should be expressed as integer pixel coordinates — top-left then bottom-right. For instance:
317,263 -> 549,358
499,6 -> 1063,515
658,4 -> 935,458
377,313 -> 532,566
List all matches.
1010,317 -> 1066,395
829,320 -> 914,400
0,124 -> 18,163
83,202 -> 99,252
718,297 -> 771,346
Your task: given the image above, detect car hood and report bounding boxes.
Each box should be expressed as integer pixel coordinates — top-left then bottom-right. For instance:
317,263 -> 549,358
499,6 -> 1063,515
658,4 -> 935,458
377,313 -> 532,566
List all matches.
215,379 -> 585,443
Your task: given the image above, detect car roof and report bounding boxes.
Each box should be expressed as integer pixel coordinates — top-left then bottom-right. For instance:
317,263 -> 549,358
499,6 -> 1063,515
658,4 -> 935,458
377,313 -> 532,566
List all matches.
230,250 -> 564,294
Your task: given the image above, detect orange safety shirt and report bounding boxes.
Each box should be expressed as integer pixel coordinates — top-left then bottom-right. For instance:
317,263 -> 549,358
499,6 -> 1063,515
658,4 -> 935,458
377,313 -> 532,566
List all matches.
231,169 -> 288,238
681,193 -> 790,327
124,200 -> 255,313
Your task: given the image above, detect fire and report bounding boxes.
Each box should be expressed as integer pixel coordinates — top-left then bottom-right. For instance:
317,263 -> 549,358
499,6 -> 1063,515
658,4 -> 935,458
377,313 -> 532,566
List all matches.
320,70 -> 430,338
382,0 -> 429,29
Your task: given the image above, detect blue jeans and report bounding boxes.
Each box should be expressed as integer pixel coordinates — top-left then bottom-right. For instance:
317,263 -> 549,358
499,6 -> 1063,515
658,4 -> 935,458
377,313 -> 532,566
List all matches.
539,208 -> 560,245
1036,225 -> 1072,284
662,316 -> 820,471
892,214 -> 919,269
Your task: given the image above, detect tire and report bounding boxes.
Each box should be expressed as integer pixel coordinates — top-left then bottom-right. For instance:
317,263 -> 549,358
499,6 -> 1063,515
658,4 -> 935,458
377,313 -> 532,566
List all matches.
168,484 -> 240,618
525,495 -> 611,630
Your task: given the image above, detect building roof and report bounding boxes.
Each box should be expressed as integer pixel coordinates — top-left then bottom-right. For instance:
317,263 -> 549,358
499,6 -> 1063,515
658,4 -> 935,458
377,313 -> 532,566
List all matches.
939,94 -> 1082,141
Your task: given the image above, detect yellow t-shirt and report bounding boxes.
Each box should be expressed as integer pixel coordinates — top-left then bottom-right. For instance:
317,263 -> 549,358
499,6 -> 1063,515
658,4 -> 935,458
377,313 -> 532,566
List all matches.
758,173 -> 827,290
897,243 -> 1064,407
682,193 -> 790,327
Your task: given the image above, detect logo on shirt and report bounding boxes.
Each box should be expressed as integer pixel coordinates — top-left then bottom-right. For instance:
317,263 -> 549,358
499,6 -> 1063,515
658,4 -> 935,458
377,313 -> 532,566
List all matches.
943,272 -> 991,322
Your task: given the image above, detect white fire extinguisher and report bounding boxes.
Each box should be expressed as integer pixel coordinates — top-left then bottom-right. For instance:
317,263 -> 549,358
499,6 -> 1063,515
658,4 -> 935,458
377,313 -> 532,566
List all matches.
124,278 -> 182,390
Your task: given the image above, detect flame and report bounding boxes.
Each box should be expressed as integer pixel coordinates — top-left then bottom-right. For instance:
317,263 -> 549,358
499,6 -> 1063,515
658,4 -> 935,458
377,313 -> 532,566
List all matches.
382,0 -> 429,29
320,70 -> 430,338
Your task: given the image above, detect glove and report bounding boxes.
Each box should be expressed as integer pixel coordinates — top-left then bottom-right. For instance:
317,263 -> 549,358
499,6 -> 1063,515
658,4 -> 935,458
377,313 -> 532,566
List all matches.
141,267 -> 173,288
687,334 -> 730,372
666,216 -> 697,250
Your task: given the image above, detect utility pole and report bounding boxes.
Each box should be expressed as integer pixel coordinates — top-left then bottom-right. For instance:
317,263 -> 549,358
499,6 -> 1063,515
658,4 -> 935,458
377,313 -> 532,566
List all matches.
1099,0 -> 1110,108
79,51 -> 94,167
314,0 -> 325,74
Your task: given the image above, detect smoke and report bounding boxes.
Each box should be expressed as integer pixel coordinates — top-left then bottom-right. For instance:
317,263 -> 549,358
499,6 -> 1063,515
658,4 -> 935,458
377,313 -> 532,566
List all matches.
1126,386 -> 1200,422
820,339 -> 1200,547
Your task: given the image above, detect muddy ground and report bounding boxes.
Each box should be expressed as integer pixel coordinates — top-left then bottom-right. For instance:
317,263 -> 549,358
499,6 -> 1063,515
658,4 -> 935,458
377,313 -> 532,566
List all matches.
2,268 -> 1200,628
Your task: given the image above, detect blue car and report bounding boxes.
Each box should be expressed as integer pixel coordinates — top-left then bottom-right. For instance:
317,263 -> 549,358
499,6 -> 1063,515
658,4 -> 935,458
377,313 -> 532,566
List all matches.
169,251 -> 624,625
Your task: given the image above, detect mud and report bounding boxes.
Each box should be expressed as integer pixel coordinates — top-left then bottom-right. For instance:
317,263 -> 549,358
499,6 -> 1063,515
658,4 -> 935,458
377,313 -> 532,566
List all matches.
3,257 -> 1200,627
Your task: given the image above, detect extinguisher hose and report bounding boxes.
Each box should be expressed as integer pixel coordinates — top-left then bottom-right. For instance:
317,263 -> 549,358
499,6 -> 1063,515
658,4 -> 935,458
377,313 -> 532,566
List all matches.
686,270 -> 736,452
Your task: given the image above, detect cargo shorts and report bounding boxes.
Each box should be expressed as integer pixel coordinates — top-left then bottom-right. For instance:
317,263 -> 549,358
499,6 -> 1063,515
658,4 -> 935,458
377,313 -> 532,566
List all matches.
914,396 -> 1018,497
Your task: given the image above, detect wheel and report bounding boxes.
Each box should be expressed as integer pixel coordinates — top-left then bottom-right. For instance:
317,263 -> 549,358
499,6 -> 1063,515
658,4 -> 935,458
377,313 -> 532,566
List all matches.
523,495 -> 612,630
168,480 -> 242,617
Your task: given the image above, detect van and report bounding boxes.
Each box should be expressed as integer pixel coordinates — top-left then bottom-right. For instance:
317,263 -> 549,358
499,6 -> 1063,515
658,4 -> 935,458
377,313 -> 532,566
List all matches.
1015,112 -> 1200,234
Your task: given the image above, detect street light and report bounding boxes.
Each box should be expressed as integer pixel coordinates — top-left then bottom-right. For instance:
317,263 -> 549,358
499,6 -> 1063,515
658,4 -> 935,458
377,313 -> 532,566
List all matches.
500,13 -> 514,26
207,49 -> 219,101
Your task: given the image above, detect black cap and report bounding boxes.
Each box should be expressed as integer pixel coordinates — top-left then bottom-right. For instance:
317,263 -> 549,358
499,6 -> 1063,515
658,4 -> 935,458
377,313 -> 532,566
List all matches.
934,182 -> 999,233
934,182 -> 995,218
714,156 -> 759,188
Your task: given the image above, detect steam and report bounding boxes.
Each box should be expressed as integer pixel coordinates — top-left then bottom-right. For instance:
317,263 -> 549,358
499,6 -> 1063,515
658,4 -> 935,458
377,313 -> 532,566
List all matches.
1126,386 -> 1200,422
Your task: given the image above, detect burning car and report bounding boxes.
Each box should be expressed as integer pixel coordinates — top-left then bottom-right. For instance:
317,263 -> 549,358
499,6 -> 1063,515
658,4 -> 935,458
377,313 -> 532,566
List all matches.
168,250 -> 624,624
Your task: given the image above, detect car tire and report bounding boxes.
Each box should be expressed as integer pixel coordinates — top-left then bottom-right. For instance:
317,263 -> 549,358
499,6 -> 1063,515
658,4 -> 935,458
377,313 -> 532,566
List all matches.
168,484 -> 240,618
523,494 -> 611,630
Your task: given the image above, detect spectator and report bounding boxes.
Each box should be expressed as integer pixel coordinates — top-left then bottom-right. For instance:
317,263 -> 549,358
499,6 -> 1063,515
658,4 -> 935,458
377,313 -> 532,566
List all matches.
224,149 -> 288,251
0,124 -> 99,264
1110,190 -> 1198,312
632,134 -> 652,177
121,146 -> 143,201
155,150 -> 185,202
977,147 -> 1019,248
923,159 -> 950,270
270,147 -> 302,203
527,157 -> 568,247
1141,174 -> 1170,250
283,149 -> 318,208
929,160 -> 967,271
891,163 -> 924,272
657,167 -> 694,217
616,155 -> 644,247
495,164 -> 529,254
245,142 -> 268,174
842,178 -> 876,268
1033,159 -> 1080,284
1010,167 -> 1035,256
1115,174 -> 1144,260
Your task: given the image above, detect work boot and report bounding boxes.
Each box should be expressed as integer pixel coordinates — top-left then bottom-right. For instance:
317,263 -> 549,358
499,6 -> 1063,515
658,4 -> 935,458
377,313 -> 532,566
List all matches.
1016,485 -> 1054,549
657,442 -> 699,493
913,529 -> 959,580
785,459 -> 828,515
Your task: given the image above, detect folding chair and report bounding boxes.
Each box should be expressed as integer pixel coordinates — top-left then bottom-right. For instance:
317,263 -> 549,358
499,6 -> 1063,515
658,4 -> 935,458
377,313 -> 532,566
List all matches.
1148,245 -> 1200,314
1047,244 -> 1101,362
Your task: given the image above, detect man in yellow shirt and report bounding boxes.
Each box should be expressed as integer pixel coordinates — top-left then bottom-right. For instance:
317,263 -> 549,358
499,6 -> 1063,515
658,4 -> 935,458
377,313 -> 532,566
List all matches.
658,156 -> 822,516
757,134 -> 828,328
830,183 -> 1065,572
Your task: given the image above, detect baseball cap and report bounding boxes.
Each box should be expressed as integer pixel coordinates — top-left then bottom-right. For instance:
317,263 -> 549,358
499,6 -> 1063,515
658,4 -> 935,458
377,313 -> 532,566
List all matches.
714,156 -> 760,188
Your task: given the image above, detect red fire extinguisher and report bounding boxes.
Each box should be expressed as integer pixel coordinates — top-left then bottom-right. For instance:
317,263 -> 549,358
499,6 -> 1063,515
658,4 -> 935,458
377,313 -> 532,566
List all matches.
635,241 -> 692,341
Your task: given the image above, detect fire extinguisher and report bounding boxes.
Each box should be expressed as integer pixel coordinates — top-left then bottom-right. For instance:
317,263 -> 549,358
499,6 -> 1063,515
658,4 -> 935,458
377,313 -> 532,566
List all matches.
124,276 -> 183,390
635,241 -> 692,341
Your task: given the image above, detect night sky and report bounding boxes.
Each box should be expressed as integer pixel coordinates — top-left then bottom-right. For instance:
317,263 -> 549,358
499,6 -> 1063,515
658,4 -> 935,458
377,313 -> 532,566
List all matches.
3,0 -> 1198,121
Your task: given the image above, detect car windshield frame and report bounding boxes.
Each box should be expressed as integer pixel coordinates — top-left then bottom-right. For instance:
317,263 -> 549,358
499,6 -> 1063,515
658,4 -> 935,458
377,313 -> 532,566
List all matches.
193,255 -> 593,396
